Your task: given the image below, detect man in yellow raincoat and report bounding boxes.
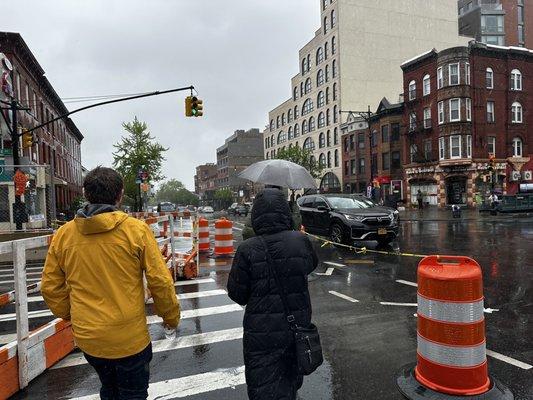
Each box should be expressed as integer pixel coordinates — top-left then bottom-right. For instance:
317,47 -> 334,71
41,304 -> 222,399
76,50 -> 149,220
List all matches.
42,167 -> 180,400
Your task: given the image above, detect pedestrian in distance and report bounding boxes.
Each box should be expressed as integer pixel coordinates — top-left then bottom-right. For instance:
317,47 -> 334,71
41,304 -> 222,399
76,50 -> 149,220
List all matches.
227,188 -> 319,400
42,167 -> 180,400
417,189 -> 424,210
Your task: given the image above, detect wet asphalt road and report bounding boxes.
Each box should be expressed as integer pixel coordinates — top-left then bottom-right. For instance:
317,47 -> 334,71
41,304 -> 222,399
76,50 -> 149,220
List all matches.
4,213 -> 533,399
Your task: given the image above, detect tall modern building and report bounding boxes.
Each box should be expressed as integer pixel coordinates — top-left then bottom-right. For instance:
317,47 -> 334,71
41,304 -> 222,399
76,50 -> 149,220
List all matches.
264,0 -> 470,192
458,0 -> 532,48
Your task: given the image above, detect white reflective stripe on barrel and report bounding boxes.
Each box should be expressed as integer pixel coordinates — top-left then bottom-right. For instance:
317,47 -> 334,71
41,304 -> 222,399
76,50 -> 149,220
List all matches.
215,228 -> 233,235
215,240 -> 233,247
199,237 -> 210,243
417,334 -> 486,367
417,294 -> 484,323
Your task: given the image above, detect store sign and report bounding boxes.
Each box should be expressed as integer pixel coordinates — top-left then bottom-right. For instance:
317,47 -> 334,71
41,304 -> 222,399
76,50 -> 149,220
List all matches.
405,166 -> 435,175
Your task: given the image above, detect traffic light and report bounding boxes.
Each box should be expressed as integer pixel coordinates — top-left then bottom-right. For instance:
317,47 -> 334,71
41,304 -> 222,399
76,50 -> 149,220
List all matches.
191,97 -> 203,117
21,131 -> 34,149
185,96 -> 193,117
488,154 -> 495,172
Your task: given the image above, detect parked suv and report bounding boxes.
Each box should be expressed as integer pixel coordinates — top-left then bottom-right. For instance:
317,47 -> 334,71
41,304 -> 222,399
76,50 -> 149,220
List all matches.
297,194 -> 399,246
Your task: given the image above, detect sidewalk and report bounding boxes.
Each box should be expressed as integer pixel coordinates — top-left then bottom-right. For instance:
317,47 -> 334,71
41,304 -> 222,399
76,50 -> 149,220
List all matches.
399,207 -> 533,222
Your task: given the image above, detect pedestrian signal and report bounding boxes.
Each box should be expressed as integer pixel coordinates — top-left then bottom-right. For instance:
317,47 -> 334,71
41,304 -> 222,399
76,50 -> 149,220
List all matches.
22,131 -> 34,149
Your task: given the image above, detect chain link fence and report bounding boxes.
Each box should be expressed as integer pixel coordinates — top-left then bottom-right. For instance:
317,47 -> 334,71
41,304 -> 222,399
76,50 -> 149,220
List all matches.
0,164 -> 54,232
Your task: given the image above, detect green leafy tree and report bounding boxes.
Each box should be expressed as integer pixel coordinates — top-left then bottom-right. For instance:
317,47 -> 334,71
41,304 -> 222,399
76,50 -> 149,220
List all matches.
112,117 -> 168,211
156,179 -> 199,206
214,188 -> 234,209
275,146 -> 324,179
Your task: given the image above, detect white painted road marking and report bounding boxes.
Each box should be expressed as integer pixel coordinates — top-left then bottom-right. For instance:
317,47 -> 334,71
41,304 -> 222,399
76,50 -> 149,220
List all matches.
484,308 -> 500,314
232,226 -> 243,231
75,365 -> 246,400
486,350 -> 533,370
146,289 -> 227,304
52,327 -> 244,369
0,278 -> 42,284
324,261 -> 346,267
396,279 -> 418,287
380,302 -> 417,307
329,291 -> 359,303
174,278 -> 215,286
316,267 -> 334,276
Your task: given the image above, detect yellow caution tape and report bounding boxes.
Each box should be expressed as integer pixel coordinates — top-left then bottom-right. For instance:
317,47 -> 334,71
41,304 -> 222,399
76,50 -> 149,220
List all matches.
302,231 -> 428,259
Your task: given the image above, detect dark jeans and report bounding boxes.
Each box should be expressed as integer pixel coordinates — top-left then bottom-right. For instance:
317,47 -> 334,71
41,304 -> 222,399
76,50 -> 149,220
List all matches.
84,343 -> 153,400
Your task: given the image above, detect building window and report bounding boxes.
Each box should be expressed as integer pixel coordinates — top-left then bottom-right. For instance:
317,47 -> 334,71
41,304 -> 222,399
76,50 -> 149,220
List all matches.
333,105 -> 338,123
319,132 -> 326,148
317,91 -> 325,108
439,137 -> 445,160
323,0 -> 328,10
423,74 -> 431,96
331,9 -> 337,27
327,151 -> 332,168
350,159 -> 356,175
409,113 -> 417,131
466,135 -> 472,158
382,152 -> 390,170
325,87 -> 330,104
409,80 -> 416,100
449,98 -> 461,122
265,138 -> 269,149
303,137 -> 315,151
332,36 -> 336,54
305,78 -> 312,94
450,135 -> 461,159
319,153 -> 326,167
344,137 -> 349,152
277,131 -> 287,144
424,140 -> 432,161
325,65 -> 330,82
324,17 -> 328,34
391,151 -> 401,169
512,137 -> 523,157
349,134 -> 355,150
482,35 -> 504,45
294,105 -> 299,119
300,82 -> 304,97
334,149 -> 339,167
293,87 -> 298,101
359,158 -> 365,174
327,130 -> 331,147
301,58 -> 306,75
288,127 -> 293,141
465,62 -> 471,85
410,144 -> 418,163
318,112 -> 325,128
358,133 -> 365,148
276,116 -> 280,128
481,14 -> 504,34
487,101 -> 495,123
334,128 -> 338,145
270,120 -> 274,131
391,123 -> 400,141
317,69 -> 325,86
371,130 -> 378,147
511,69 -> 522,91
309,116 -> 316,131
466,98 -> 472,121
488,136 -> 496,155
324,42 -> 329,59
381,125 -> 389,142
449,63 -> 460,86
282,113 -> 286,125
288,109 -> 293,123
294,123 -> 300,137
302,99 -> 313,115
486,68 -> 494,89
437,67 -> 443,89
316,47 -> 324,65
512,102 -> 523,123
332,60 -> 337,78
344,160 -> 349,176
518,25 -> 525,45
302,119 -> 308,134
326,109 -> 330,125
333,83 -> 337,100
424,108 -> 432,128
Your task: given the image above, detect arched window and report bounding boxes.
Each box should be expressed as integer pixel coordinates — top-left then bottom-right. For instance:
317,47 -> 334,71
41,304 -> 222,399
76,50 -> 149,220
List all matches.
282,113 -> 286,125
423,74 -> 431,96
324,42 -> 329,59
512,102 -> 523,123
511,69 -> 522,91
334,127 -> 338,145
300,82 -> 304,97
333,105 -> 338,123
324,17 -> 328,34
265,152 -> 269,160
322,0 -> 327,10
310,155 -> 316,164
288,126 -> 293,140
486,68 -> 494,89
294,123 -> 300,137
294,105 -> 299,119
331,9 -> 336,28
326,87 -> 330,104
409,80 -> 416,100
334,149 -> 339,167
302,98 -> 313,115
276,116 -> 280,128
277,131 -> 286,144
319,132 -> 326,148
302,119 -> 308,134
301,58 -> 306,75
295,141 -> 299,148
307,54 -> 311,71
271,149 -> 275,158
318,112 -> 326,128
332,60 -> 337,78
288,109 -> 293,123
327,151 -> 332,168
270,135 -> 274,146
305,78 -> 312,94
332,36 -> 336,54
293,87 -> 298,101
303,137 -> 315,151
316,47 -> 324,65
317,91 -> 325,108
512,137 -> 523,157
319,153 -> 326,167
326,109 -> 331,126
309,116 -> 316,132
317,69 -> 325,86
265,137 -> 269,149
333,83 -> 338,100
327,130 -> 331,147
325,65 -> 330,82
270,120 -> 274,131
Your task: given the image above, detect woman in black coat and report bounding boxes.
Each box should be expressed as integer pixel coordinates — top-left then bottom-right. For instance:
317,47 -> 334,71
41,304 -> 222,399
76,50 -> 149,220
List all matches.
227,188 -> 318,400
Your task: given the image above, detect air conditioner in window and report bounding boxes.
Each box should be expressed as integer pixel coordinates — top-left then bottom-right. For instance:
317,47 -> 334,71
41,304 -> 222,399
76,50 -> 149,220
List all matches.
523,171 -> 533,181
510,171 -> 521,181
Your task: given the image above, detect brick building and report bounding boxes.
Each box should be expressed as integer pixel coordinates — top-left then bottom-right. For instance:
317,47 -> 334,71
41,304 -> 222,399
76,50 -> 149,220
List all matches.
194,163 -> 217,204
341,98 -> 404,202
0,32 -> 83,227
401,41 -> 532,207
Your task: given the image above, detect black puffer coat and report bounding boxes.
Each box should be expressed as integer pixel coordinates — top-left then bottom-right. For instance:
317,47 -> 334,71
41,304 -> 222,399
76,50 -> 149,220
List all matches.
227,189 -> 318,400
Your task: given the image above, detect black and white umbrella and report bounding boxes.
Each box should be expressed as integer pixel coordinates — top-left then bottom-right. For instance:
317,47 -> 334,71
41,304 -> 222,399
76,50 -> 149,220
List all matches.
238,159 -> 317,190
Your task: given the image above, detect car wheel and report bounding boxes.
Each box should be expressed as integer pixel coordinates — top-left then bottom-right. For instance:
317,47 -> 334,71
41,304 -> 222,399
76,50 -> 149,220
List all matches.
330,223 -> 347,245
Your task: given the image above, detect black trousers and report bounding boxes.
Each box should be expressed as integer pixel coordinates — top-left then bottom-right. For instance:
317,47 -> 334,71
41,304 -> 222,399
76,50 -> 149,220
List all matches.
84,343 -> 153,400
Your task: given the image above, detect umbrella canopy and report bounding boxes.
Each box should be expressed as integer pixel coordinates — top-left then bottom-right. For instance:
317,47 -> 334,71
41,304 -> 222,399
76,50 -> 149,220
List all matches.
238,159 -> 317,190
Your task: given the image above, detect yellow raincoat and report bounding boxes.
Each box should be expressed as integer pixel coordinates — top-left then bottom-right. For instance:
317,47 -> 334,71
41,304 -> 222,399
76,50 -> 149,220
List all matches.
42,210 -> 180,359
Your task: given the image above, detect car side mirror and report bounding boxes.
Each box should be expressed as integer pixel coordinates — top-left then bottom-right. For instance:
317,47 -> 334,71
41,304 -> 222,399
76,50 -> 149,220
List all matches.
317,206 -> 329,212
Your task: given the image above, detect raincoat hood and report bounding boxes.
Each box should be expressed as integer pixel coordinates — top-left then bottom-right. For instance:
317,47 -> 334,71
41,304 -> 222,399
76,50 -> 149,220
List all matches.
251,188 -> 292,235
75,204 -> 128,235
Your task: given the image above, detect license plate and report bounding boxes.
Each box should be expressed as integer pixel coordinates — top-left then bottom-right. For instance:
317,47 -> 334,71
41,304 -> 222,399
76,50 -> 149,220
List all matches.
378,228 -> 387,235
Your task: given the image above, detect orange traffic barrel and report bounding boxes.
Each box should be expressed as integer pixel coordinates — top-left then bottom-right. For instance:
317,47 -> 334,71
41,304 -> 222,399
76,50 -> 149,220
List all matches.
214,218 -> 234,257
396,255 -> 513,400
198,218 -> 210,253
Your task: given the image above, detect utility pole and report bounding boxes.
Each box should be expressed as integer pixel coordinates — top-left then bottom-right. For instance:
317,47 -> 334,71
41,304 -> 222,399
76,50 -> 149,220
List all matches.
10,99 -> 23,230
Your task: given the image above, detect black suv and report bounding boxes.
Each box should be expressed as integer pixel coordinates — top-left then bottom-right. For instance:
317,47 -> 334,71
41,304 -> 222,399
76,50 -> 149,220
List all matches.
297,194 -> 399,246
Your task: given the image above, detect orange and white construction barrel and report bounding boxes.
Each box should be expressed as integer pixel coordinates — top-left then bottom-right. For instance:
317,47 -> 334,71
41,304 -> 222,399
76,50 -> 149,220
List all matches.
214,218 -> 233,257
396,255 -> 513,400
198,218 -> 210,253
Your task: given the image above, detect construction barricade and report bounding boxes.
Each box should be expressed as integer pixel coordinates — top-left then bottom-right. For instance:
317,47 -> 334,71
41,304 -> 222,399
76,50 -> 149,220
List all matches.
198,218 -> 210,253
214,218 -> 234,257
396,255 -> 513,400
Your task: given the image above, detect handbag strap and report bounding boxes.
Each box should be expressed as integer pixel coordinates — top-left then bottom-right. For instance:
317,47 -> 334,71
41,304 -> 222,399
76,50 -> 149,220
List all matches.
259,235 -> 297,329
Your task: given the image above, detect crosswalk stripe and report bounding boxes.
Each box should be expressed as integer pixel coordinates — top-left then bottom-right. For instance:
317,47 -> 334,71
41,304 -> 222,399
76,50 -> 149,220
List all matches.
0,272 -> 42,278
147,289 -> 227,304
52,327 -> 244,369
75,365 -> 246,400
174,278 -> 215,286
0,278 -> 41,284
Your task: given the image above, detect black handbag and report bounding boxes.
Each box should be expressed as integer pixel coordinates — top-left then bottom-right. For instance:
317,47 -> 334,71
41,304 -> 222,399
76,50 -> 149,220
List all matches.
259,236 -> 323,376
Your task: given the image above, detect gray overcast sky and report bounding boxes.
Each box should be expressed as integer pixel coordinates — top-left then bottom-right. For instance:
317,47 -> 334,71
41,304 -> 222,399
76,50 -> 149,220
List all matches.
1,1 -> 320,190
